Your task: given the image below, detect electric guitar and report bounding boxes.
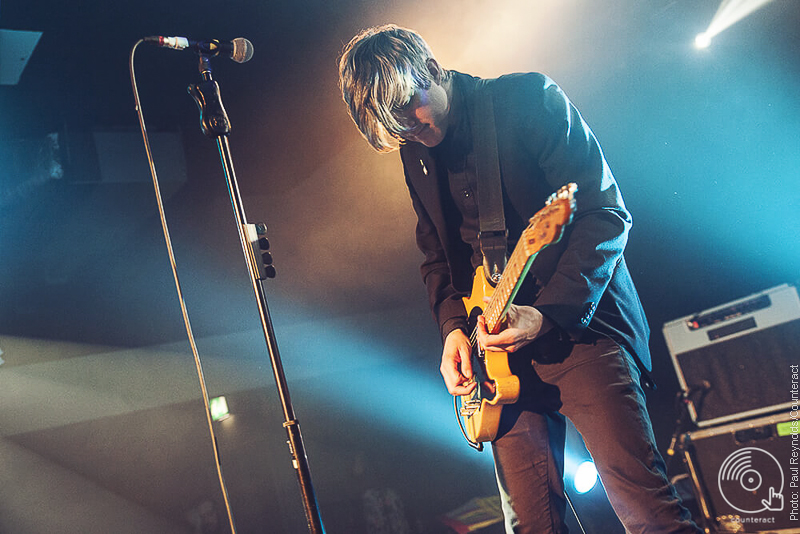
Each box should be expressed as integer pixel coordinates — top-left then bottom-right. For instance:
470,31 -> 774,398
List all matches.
456,183 -> 577,450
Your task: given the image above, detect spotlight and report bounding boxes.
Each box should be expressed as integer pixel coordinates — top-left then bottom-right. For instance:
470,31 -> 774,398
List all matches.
694,32 -> 712,49
573,460 -> 598,494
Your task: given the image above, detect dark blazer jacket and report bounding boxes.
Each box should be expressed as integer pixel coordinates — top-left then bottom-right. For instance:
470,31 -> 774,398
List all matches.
399,71 -> 652,371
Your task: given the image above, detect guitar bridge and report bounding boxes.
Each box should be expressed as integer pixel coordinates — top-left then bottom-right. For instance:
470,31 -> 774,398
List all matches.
460,398 -> 481,417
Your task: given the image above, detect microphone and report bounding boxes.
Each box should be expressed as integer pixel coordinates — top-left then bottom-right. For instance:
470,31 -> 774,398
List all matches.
144,36 -> 254,63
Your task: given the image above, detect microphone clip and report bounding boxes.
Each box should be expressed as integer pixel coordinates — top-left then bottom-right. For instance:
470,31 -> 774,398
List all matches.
188,80 -> 231,138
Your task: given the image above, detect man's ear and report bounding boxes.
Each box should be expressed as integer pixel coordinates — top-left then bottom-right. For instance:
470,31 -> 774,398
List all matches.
426,58 -> 442,83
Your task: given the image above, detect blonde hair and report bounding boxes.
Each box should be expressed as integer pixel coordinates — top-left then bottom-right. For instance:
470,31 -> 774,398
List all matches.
338,24 -> 445,153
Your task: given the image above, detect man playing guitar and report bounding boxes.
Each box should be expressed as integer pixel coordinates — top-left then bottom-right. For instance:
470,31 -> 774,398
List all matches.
338,24 -> 700,534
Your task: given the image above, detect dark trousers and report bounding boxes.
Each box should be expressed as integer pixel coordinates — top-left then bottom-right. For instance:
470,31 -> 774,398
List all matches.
490,337 -> 700,533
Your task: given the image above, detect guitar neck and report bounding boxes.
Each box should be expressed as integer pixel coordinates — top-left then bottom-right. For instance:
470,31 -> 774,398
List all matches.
479,182 -> 576,336
482,233 -> 536,334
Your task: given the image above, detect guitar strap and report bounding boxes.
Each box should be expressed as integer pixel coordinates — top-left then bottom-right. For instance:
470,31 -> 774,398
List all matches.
473,80 -> 507,284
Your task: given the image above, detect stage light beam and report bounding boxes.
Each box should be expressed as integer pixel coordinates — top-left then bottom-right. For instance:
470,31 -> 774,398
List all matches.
695,0 -> 776,48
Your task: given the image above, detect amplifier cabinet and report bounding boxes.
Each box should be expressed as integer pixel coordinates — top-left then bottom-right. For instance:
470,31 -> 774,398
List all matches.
663,284 -> 800,427
680,412 -> 800,533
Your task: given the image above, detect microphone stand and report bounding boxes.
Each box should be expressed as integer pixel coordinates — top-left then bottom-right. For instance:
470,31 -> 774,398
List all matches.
188,53 -> 324,534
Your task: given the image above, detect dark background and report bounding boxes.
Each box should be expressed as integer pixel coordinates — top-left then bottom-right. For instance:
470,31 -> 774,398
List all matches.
1,0 -> 798,532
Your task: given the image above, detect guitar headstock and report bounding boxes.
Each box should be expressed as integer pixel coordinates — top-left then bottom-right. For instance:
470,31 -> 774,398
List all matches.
522,183 -> 577,254
544,182 -> 577,214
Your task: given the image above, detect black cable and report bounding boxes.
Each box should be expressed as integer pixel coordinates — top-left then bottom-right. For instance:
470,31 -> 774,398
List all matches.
129,39 -> 237,534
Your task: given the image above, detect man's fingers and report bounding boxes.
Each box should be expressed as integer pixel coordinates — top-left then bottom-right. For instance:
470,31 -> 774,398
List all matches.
440,364 -> 475,395
476,316 -> 497,347
451,380 -> 477,396
459,344 -> 473,378
478,316 -> 518,351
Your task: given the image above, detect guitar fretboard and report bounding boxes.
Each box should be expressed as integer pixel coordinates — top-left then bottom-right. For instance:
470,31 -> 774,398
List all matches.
482,220 -> 542,333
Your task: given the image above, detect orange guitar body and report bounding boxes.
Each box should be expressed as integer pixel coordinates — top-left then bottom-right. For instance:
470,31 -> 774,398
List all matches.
460,268 -> 521,443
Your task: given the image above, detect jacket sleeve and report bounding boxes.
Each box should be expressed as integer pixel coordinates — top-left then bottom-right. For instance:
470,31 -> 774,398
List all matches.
500,74 -> 633,341
401,158 -> 469,343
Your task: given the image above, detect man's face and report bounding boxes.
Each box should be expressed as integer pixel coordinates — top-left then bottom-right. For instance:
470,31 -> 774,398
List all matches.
394,79 -> 450,147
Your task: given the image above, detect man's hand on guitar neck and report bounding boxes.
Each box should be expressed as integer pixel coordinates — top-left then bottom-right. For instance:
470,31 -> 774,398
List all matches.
441,329 -> 477,396
477,305 -> 554,354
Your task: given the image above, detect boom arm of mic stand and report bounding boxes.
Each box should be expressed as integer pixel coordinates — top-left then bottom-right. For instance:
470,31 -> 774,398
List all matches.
188,54 -> 325,534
